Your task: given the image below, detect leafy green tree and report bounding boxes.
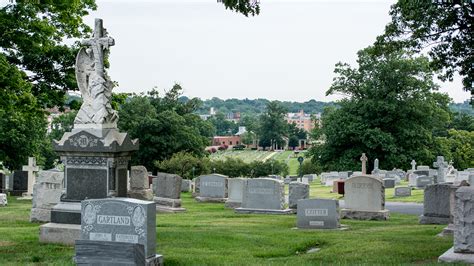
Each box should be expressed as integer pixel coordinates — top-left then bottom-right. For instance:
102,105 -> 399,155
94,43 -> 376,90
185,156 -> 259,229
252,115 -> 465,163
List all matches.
433,130 -> 474,170
375,0 -> 473,94
309,47 -> 451,171
207,113 -> 238,136
258,101 -> 288,149
288,123 -> 307,149
118,86 -> 213,171
1,1 -> 97,107
450,112 -> 474,132
0,54 -> 48,170
155,151 -> 211,179
218,0 -> 260,17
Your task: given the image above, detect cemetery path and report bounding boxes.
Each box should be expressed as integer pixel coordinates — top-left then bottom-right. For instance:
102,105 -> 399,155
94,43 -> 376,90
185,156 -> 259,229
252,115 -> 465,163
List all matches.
339,200 -> 423,215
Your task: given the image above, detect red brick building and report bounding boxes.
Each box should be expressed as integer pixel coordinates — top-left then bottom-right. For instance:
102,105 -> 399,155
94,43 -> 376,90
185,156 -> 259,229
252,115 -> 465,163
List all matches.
212,136 -> 241,146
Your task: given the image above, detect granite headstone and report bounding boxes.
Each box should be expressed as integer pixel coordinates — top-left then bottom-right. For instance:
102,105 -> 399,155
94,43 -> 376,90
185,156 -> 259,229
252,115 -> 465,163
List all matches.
297,199 -> 339,229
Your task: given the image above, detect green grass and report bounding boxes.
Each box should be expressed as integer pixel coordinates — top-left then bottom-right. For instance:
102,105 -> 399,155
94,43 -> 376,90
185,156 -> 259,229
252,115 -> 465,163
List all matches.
310,181 -> 425,203
0,193 -> 451,265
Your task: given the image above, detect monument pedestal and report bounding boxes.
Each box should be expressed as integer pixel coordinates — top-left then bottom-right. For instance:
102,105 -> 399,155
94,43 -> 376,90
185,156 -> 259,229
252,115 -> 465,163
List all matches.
39,223 -> 81,245
438,223 -> 455,237
438,247 -> 474,264
39,127 -> 138,245
224,200 -> 241,209
235,208 -> 294,215
419,215 -> 449,225
195,196 -> 227,203
154,196 -> 186,213
340,209 -> 390,220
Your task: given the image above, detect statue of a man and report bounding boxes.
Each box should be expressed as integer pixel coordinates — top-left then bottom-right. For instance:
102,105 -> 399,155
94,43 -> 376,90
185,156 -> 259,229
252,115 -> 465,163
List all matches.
74,18 -> 118,128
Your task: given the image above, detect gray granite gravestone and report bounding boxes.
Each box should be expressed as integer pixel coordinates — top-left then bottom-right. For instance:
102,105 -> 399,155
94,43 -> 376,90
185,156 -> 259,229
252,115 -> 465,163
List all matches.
289,182 -> 309,209
30,170 -> 64,222
419,183 -> 454,224
40,19 -> 139,245
340,175 -> 389,220
438,187 -> 474,264
181,179 -> 192,192
394,187 -> 411,197
192,176 -> 201,197
76,198 -> 162,265
0,173 -> 4,193
297,199 -> 339,229
225,178 -> 246,208
415,175 -> 433,189
152,173 -> 185,213
235,178 -> 292,214
383,178 -> 395,188
128,166 -> 153,201
196,174 -> 228,203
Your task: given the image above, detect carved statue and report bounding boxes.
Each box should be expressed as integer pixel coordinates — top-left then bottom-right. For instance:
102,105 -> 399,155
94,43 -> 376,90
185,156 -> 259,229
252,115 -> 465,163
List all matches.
74,18 -> 118,127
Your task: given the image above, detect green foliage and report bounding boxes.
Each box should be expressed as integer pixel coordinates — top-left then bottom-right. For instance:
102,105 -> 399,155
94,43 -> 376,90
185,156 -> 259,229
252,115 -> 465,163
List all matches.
207,113 -> 237,136
300,160 -> 322,175
0,54 -> 47,170
155,151 -> 210,179
0,1 -> 97,107
310,48 -> 452,171
218,0 -> 260,17
433,130 -> 474,170
375,0 -> 473,94
211,158 -> 288,177
118,85 -> 213,171
450,112 -> 474,132
194,97 -> 335,117
258,101 -> 288,149
287,123 -> 307,149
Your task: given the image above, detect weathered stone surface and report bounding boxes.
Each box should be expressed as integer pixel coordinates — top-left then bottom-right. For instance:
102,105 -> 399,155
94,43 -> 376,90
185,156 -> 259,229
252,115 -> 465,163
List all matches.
419,183 -> 453,224
130,166 -> 149,189
198,174 -> 228,199
152,173 -> 182,199
439,247 -> 474,263
80,198 -> 156,258
239,178 -> 285,210
394,187 -> 411,197
0,193 -> 7,206
297,199 -> 339,229
340,209 -> 390,220
181,179 -> 192,192
225,178 -> 246,208
11,171 -> 27,196
128,189 -> 153,201
454,187 -> 474,253
289,182 -> 309,209
344,175 -> 384,212
39,223 -> 81,245
30,170 -> 64,222
415,175 -> 433,189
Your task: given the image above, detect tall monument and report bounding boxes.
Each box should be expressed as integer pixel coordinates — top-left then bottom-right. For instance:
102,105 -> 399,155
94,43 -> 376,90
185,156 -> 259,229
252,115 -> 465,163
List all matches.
40,18 -> 139,244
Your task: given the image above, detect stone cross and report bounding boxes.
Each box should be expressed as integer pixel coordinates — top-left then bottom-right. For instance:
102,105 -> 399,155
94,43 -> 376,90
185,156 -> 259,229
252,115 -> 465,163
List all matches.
360,153 -> 368,175
433,156 -> 448,183
374,158 -> 379,170
22,157 -> 39,196
411,160 -> 416,171
81,18 -> 115,77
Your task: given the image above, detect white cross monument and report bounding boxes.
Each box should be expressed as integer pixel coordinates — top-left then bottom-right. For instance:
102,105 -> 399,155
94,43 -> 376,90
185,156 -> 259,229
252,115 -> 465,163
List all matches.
22,157 -> 39,197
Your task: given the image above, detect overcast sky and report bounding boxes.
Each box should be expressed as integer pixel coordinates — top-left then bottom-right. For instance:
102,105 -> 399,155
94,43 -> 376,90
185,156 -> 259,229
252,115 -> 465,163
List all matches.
3,0 -> 470,103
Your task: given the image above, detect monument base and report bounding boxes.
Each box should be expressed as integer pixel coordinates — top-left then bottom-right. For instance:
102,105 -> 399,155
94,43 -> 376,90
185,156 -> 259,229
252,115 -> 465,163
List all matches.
156,205 -> 186,213
419,215 -> 449,225
146,254 -> 164,266
437,223 -> 455,237
30,208 -> 51,223
51,202 -> 81,225
438,247 -> 474,264
340,209 -> 390,220
17,194 -> 32,200
153,197 -> 182,208
195,196 -> 227,203
128,189 -> 153,201
39,222 -> 81,245
224,201 -> 241,209
235,208 -> 295,215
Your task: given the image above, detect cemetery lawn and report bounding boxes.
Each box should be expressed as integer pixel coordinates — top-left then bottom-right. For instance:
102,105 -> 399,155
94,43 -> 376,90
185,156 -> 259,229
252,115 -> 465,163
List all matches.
310,181 -> 425,203
0,194 -> 449,265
